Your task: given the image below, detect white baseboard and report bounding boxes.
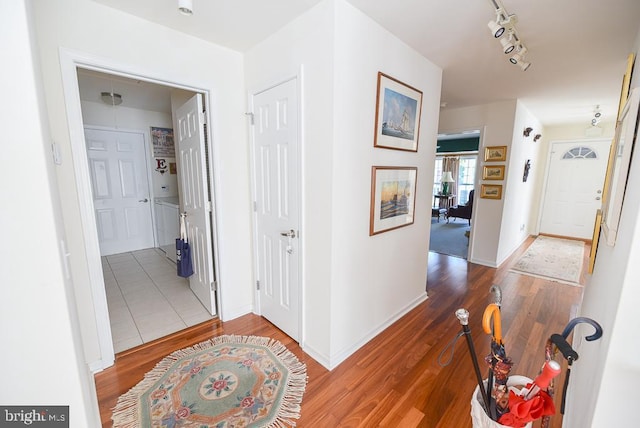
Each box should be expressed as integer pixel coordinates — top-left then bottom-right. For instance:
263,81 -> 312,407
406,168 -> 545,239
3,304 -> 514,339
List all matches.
326,292 -> 429,370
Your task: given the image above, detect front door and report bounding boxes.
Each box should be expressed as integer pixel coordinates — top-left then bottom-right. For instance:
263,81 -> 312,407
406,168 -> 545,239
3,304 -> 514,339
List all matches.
176,94 -> 217,316
251,78 -> 300,341
540,139 -> 611,239
85,128 -> 154,255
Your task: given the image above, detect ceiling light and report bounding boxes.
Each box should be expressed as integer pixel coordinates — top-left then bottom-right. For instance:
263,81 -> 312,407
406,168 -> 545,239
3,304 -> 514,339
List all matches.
509,46 -> 528,64
486,0 -> 531,71
178,0 -> 193,15
591,105 -> 602,126
488,20 -> 505,38
500,34 -> 516,54
100,92 -> 122,106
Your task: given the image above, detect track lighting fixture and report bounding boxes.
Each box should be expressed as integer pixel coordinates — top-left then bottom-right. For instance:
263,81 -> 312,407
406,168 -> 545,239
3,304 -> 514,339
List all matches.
178,0 -> 193,15
533,134 -> 542,142
486,0 -> 531,71
523,127 -> 533,137
591,105 -> 602,126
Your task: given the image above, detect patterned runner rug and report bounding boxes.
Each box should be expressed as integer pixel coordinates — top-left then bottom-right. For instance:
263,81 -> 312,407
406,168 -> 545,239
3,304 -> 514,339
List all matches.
112,335 -> 307,427
510,236 -> 585,285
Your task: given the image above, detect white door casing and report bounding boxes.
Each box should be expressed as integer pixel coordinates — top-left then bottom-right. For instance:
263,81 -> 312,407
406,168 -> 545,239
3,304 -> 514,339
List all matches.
251,78 -> 301,341
176,94 -> 217,316
540,139 -> 611,239
85,128 -> 155,255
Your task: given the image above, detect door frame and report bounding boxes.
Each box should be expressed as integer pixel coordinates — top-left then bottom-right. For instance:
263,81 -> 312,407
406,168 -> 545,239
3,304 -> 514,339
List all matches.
59,48 -> 221,371
247,72 -> 304,344
535,137 -> 610,237
433,126 -> 485,262
84,125 -> 156,253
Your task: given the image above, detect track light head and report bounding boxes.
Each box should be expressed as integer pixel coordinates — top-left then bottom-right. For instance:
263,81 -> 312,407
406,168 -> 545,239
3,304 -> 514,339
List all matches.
518,61 -> 531,71
509,46 -> 528,64
500,34 -> 516,54
488,20 -> 505,38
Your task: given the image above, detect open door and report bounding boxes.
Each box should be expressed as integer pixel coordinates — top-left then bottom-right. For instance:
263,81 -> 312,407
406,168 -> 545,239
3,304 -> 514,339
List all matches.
176,94 -> 217,315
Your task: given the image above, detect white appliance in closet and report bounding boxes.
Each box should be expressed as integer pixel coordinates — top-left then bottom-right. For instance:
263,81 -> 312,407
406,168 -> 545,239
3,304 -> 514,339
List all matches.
154,197 -> 180,262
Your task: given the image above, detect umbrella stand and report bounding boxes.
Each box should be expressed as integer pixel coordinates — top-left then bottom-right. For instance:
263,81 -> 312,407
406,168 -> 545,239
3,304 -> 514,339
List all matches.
456,308 -> 491,412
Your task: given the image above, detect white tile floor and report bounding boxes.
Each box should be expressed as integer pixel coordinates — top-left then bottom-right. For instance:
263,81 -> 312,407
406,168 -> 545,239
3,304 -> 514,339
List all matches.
102,248 -> 213,353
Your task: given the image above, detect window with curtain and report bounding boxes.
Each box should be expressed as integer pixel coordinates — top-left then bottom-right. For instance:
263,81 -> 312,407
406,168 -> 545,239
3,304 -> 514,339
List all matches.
433,155 -> 476,203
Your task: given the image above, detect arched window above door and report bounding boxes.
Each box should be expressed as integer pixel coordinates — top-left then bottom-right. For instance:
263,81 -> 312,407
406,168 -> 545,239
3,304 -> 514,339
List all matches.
562,146 -> 597,159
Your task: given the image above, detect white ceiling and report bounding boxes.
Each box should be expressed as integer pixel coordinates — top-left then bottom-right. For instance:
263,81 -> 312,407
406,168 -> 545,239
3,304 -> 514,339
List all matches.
89,0 -> 640,126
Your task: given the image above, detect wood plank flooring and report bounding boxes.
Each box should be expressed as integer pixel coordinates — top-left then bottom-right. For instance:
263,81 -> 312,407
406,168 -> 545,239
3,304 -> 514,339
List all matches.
95,237 -> 585,427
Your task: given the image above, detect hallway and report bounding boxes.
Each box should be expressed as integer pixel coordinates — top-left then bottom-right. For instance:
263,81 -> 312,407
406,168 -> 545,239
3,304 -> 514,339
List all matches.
102,248 -> 213,352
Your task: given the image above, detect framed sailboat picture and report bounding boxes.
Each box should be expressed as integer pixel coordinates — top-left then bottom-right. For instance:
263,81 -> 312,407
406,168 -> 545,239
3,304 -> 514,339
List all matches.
373,72 -> 423,152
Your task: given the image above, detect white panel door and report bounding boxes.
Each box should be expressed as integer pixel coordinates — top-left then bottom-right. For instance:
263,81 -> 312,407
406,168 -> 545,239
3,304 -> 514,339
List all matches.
252,79 -> 300,341
540,139 -> 611,239
85,128 -> 154,255
176,94 -> 216,315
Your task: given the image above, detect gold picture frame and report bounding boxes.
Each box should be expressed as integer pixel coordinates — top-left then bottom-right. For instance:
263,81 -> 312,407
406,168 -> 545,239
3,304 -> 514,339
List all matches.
588,209 -> 603,274
616,53 -> 635,121
480,184 -> 502,200
482,165 -> 505,180
484,146 -> 507,162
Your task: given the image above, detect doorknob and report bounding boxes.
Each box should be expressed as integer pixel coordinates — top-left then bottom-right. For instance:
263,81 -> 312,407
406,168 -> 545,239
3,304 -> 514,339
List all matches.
280,229 -> 296,238
138,198 -> 149,203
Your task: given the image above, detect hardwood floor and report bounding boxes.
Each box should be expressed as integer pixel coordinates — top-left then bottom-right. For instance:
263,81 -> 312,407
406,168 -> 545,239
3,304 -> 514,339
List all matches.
95,237 -> 585,427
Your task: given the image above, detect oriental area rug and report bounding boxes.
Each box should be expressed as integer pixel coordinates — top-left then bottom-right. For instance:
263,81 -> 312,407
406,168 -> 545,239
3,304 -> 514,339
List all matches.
112,335 -> 307,428
510,235 -> 585,285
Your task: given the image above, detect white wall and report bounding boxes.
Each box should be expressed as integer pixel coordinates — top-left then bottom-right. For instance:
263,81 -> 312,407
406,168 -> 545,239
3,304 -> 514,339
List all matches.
245,0 -> 439,368
81,100 -> 179,198
31,0 -> 253,366
564,26 -> 640,427
0,1 -> 98,425
496,101 -> 544,262
245,0 -> 335,365
329,0 -> 438,365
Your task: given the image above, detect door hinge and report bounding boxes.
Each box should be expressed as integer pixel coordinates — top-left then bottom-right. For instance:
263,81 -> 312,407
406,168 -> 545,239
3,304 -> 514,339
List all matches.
206,201 -> 213,212
211,281 -> 217,291
256,280 -> 260,291
245,112 -> 255,125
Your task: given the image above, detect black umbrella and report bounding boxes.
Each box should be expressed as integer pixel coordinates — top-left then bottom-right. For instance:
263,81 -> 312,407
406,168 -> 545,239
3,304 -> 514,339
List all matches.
455,308 -> 491,412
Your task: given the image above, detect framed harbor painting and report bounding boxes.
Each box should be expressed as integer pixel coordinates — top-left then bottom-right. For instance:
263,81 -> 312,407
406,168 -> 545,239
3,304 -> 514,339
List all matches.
369,166 -> 417,235
480,184 -> 502,200
482,165 -> 505,180
484,145 -> 507,162
373,72 -> 423,152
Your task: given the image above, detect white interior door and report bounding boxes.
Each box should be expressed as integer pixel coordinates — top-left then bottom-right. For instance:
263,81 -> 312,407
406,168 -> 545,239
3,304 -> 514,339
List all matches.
176,94 -> 217,316
540,139 -> 611,239
252,78 -> 300,341
85,128 -> 154,255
